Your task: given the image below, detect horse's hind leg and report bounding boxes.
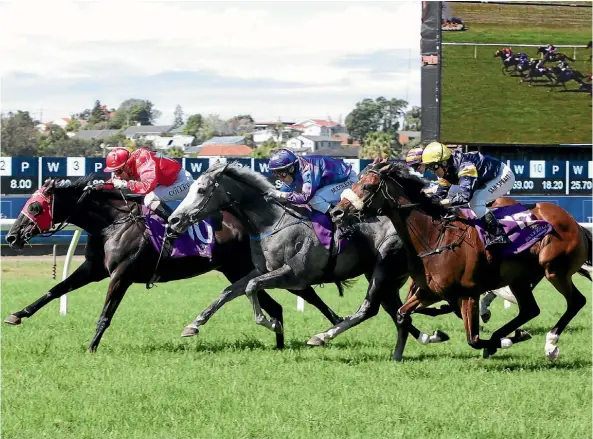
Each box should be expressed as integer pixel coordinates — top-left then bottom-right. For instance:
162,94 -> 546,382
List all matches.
480,291 -> 497,323
543,275 -> 586,360
5,260 -> 107,325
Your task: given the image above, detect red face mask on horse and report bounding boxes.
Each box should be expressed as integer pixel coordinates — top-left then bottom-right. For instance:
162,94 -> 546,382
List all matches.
21,186 -> 55,233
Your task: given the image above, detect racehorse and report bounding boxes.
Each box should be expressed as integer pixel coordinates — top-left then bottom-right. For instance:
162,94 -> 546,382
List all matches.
520,61 -> 555,85
494,49 -> 522,75
167,162 -> 450,361
536,47 -> 575,63
549,66 -> 587,91
4,175 -> 347,352
331,160 -> 592,360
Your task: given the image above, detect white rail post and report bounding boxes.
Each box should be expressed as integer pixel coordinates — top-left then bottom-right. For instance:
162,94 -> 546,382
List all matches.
60,228 -> 82,315
297,297 -> 305,312
573,46 -> 577,60
474,45 -> 477,59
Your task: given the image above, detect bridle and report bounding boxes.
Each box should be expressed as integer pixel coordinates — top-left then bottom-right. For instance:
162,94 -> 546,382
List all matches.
19,183 -> 91,242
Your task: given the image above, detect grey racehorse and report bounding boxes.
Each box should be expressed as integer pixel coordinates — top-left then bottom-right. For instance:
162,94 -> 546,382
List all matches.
168,162 -> 450,361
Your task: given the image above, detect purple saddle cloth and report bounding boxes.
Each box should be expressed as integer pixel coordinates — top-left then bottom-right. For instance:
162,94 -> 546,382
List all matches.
459,204 -> 552,256
143,206 -> 215,259
308,209 -> 349,253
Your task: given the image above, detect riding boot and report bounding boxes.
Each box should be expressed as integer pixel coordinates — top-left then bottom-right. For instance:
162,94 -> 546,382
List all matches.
484,211 -> 509,247
153,202 -> 174,223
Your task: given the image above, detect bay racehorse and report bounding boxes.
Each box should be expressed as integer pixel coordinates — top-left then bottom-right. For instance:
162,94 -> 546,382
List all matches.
4,175 -> 347,352
331,161 -> 592,360
167,162 -> 451,361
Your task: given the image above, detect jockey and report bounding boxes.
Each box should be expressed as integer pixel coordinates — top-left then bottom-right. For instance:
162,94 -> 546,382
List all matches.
103,147 -> 194,222
266,148 -> 357,213
421,142 -> 516,248
558,60 -> 571,72
545,44 -> 557,57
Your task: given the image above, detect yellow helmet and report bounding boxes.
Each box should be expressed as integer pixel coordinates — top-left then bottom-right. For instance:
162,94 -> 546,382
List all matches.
422,142 -> 452,164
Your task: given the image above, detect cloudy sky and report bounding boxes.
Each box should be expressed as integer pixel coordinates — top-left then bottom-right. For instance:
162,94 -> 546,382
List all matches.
0,1 -> 421,125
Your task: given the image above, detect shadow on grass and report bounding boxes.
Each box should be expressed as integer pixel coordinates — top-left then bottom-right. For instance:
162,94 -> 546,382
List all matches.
477,356 -> 592,372
519,324 -> 589,336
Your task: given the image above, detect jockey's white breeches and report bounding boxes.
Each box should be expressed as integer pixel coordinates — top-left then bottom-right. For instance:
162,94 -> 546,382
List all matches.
144,169 -> 194,210
469,163 -> 515,218
309,170 -> 358,213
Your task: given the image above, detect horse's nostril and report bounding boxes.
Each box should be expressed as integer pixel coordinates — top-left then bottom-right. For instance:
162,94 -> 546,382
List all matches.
333,209 -> 344,219
6,235 -> 16,244
169,217 -> 179,225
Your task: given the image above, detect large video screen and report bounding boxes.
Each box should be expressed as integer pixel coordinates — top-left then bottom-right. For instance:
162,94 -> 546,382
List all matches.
440,2 -> 592,144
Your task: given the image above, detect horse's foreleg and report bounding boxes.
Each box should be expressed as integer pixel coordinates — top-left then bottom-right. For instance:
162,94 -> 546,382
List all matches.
257,291 -> 285,350
88,271 -> 133,352
244,265 -> 296,333
5,260 -> 107,325
182,268 -> 261,337
458,296 -> 486,353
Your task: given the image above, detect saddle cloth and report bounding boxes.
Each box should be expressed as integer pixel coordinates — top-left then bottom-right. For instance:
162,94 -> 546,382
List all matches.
459,203 -> 552,256
142,206 -> 215,259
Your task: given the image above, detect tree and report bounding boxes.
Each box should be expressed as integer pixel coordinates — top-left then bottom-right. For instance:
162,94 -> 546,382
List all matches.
226,114 -> 255,135
183,114 -> 204,139
72,109 -> 91,121
359,131 -> 398,159
167,147 -> 185,158
109,99 -> 161,128
252,139 -> 279,158
87,100 -> 107,126
199,114 -> 228,141
65,119 -> 81,132
0,111 -> 39,156
403,106 -> 422,131
172,105 -> 184,129
345,96 -> 408,143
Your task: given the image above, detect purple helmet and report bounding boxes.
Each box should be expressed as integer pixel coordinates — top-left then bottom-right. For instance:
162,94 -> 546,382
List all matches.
405,147 -> 424,167
268,149 -> 298,172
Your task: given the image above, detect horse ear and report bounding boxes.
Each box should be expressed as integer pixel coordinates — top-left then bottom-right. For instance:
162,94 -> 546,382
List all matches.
373,155 -> 383,164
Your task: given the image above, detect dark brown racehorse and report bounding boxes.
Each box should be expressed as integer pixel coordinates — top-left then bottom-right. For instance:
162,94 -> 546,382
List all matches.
5,176 -> 345,352
331,161 -> 592,359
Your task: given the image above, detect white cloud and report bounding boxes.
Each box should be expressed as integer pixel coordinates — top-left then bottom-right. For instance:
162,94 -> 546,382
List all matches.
0,1 -> 421,123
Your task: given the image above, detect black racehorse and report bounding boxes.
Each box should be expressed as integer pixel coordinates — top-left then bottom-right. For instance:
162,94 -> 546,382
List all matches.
536,46 -> 575,63
520,61 -> 555,85
549,66 -> 587,91
494,49 -> 521,75
4,175 -> 346,352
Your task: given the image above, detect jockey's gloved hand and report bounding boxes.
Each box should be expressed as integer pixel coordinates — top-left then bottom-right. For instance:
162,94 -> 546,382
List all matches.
448,194 -> 468,207
265,189 -> 287,202
84,182 -> 114,191
112,178 -> 128,190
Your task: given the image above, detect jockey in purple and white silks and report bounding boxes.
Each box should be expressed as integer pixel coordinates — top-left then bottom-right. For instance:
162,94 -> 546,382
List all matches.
266,148 -> 357,213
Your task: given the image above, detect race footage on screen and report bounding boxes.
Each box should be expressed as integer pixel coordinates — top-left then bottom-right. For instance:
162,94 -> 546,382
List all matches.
440,1 -> 592,145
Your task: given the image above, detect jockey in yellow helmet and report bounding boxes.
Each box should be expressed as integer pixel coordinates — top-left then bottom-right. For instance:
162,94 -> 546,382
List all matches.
421,142 -> 516,248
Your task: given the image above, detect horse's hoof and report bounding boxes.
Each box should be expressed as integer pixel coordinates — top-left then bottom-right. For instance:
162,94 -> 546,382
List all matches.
483,347 -> 497,358
480,310 -> 491,324
516,329 -> 532,342
545,346 -> 559,361
4,315 -> 21,325
433,330 -> 450,343
181,326 -> 199,337
392,354 -> 404,362
270,318 -> 283,334
307,335 -> 326,346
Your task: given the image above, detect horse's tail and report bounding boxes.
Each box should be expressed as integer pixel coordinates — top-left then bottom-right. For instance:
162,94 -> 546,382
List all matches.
335,280 -> 355,297
577,225 -> 592,281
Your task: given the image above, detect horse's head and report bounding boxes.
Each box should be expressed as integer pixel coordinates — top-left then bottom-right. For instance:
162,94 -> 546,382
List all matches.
169,162 -> 272,235
331,160 -> 437,227
5,178 -> 82,249
494,50 -> 501,58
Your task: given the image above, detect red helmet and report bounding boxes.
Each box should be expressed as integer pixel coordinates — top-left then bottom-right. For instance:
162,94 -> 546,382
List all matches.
104,148 -> 131,172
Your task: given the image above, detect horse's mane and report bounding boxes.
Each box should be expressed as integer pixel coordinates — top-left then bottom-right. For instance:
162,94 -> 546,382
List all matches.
209,161 -> 274,193
378,161 -> 448,217
53,174 -> 141,203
